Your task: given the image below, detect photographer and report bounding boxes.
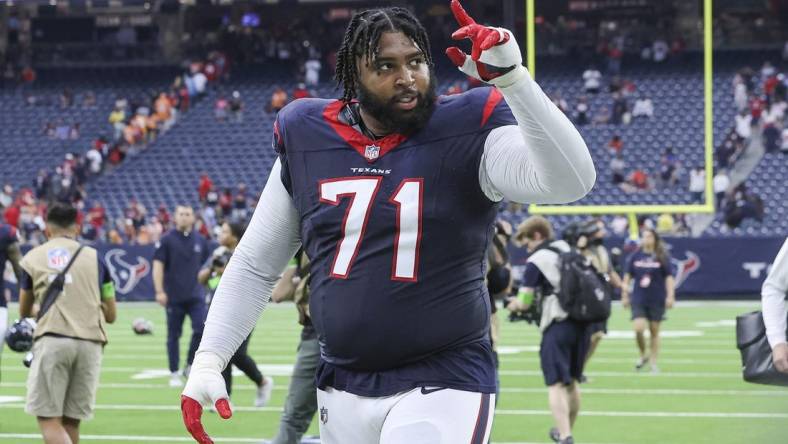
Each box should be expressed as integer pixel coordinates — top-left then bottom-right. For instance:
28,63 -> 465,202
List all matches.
18,202 -> 116,444
506,216 -> 586,444
571,220 -> 621,375
198,222 -> 273,407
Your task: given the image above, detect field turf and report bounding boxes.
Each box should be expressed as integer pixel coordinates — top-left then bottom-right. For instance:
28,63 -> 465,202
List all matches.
1,301 -> 785,443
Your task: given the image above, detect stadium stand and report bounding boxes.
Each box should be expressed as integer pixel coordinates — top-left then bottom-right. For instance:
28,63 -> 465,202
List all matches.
0,66 -> 178,187
1,51 -> 785,241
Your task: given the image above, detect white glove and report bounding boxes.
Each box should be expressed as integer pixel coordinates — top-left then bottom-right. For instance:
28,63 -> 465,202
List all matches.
445,0 -> 527,88
181,352 -> 232,444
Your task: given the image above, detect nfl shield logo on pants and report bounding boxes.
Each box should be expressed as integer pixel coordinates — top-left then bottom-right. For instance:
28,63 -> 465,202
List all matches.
364,144 -> 380,161
320,406 -> 328,424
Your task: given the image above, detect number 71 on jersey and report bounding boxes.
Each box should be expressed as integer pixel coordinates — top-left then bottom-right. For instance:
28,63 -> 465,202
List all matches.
319,177 -> 423,282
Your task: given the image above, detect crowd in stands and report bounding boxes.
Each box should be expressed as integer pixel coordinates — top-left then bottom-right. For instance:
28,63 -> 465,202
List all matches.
0,173 -> 256,248
717,58 -> 787,229
0,50 -> 244,246
546,62 -> 686,199
2,5 -> 787,243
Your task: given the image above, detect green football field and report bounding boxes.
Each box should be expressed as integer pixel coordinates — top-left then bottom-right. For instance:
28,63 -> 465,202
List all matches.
1,301 -> 786,443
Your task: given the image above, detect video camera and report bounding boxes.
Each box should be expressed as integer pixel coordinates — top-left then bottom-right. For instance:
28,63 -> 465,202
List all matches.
561,221 -> 599,247
212,250 -> 232,269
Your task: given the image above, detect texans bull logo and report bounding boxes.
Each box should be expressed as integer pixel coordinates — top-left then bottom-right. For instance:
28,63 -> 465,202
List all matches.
104,249 -> 151,294
671,251 -> 700,289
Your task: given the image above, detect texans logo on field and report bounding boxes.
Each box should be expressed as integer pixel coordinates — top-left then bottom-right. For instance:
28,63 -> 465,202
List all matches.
671,251 -> 700,289
105,249 -> 151,295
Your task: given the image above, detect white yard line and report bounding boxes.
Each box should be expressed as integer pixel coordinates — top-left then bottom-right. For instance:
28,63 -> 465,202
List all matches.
500,387 -> 787,397
0,403 -> 782,419
2,382 -> 782,397
0,366 -> 742,378
0,434 -> 265,443
0,403 -> 280,412
495,409 -> 788,419
0,434 -> 622,444
498,369 -> 741,378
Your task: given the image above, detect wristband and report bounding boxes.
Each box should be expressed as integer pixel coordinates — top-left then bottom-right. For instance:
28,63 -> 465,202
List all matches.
517,289 -> 534,306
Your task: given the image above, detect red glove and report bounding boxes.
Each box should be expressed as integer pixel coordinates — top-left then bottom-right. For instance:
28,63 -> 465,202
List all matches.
181,396 -> 232,444
181,352 -> 233,444
445,0 -> 525,87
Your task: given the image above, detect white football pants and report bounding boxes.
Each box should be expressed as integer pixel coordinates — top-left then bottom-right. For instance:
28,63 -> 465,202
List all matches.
317,386 -> 495,444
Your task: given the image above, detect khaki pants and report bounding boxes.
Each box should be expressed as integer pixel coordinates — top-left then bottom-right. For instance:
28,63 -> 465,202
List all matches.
26,335 -> 103,420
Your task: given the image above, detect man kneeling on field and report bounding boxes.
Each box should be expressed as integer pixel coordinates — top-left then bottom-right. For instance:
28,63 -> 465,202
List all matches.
507,216 -> 589,444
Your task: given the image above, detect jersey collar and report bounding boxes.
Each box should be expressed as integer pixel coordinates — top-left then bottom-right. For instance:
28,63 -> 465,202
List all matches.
322,100 -> 408,164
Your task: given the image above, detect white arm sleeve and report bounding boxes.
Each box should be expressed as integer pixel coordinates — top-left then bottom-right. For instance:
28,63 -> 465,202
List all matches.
196,159 -> 302,368
763,237 -> 788,348
479,69 -> 596,203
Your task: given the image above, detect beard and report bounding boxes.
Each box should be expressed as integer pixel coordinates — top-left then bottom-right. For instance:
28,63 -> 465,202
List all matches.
357,72 -> 437,136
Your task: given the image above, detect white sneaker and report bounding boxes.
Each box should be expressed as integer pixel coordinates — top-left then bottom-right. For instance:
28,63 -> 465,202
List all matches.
255,376 -> 274,407
650,364 -> 660,374
169,372 -> 183,388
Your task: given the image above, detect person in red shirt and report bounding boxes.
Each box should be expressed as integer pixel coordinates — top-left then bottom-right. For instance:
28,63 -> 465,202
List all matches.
3,205 -> 20,229
20,66 -> 36,85
157,204 -> 172,229
198,174 -> 213,203
608,134 -> 623,155
764,76 -> 779,97
292,83 -> 311,100
630,169 -> 650,190
218,188 -> 233,217
750,95 -> 765,123
88,203 -> 106,231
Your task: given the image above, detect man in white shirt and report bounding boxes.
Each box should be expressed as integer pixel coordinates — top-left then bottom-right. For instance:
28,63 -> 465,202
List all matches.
85,147 -> 103,175
304,58 -> 321,87
652,39 -> 668,62
582,67 -> 601,94
781,127 -> 788,153
193,72 -> 207,96
688,167 -> 705,202
713,169 -> 729,210
632,96 -> 654,118
735,110 -> 752,140
762,238 -> 788,373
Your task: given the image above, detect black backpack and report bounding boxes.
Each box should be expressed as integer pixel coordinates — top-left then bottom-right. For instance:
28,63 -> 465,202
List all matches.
546,246 -> 612,323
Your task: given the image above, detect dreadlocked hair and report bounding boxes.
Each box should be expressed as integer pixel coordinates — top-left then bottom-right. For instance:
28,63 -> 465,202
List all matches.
335,7 -> 433,103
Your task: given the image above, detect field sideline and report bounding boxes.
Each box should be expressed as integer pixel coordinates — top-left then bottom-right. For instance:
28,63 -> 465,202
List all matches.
1,301 -> 785,443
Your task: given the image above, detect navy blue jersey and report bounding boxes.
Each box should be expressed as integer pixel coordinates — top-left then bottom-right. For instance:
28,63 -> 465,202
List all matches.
624,249 -> 673,307
274,87 -> 517,396
153,230 -> 211,302
0,224 -> 18,308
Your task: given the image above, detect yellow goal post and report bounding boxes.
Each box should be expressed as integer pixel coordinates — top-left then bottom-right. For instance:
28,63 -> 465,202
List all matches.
524,0 -> 716,239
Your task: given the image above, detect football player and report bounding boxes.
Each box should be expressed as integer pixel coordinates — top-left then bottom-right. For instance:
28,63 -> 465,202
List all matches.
0,222 -> 22,383
181,2 -> 596,443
